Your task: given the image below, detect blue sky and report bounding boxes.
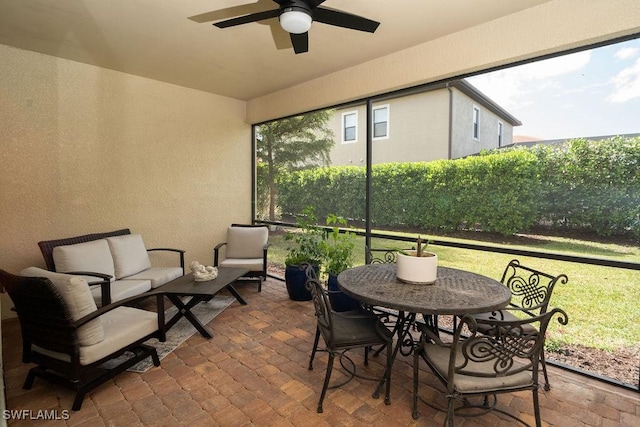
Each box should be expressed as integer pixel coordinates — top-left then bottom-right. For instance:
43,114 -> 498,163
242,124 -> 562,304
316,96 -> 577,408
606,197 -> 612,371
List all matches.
467,37 -> 640,140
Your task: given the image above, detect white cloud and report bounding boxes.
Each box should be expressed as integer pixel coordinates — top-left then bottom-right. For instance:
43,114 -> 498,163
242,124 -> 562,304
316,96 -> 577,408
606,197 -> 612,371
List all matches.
607,57 -> 640,103
467,50 -> 591,109
614,47 -> 640,60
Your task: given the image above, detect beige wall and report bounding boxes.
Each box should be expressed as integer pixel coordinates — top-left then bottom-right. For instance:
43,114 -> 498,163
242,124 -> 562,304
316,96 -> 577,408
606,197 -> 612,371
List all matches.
0,45 -> 250,318
246,0 -> 640,124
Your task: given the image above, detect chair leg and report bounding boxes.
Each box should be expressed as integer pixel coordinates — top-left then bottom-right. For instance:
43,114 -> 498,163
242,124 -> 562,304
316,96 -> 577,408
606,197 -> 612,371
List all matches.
532,387 -> 542,427
540,350 -> 551,390
364,346 -> 369,366
384,338 -> 391,405
23,368 -> 37,390
412,349 -> 420,419
72,392 -> 86,411
446,396 -> 455,427
308,327 -> 321,370
317,353 -> 335,413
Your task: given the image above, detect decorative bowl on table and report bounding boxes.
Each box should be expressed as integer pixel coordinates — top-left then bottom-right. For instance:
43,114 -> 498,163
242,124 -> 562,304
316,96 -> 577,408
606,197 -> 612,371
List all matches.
190,261 -> 218,282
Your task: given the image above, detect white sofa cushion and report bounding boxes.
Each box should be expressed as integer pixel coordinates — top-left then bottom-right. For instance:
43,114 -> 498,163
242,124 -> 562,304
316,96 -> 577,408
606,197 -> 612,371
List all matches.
20,267 -> 104,346
32,306 -> 158,366
226,226 -> 268,259
90,279 -> 152,306
106,234 -> 152,279
124,267 -> 183,288
52,239 -> 115,281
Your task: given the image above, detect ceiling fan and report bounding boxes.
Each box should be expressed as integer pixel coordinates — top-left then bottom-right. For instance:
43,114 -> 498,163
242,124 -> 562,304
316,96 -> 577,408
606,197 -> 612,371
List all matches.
210,0 -> 380,54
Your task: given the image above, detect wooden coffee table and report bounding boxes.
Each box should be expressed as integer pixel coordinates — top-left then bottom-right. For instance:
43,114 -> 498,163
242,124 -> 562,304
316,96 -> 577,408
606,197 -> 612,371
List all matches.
157,267 -> 249,339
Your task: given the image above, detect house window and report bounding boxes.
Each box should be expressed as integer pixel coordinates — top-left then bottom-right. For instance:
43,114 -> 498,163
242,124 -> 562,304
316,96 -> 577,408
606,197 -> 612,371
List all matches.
373,105 -> 389,139
473,106 -> 480,140
497,122 -> 504,146
342,111 -> 357,143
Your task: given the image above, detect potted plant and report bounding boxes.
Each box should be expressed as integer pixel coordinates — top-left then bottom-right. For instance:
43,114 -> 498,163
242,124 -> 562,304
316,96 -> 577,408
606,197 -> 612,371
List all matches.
284,206 -> 325,301
396,237 -> 438,284
321,214 -> 358,311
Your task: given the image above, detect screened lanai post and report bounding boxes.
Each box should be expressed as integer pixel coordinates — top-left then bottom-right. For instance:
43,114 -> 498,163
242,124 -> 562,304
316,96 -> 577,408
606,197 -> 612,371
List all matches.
365,99 -> 373,263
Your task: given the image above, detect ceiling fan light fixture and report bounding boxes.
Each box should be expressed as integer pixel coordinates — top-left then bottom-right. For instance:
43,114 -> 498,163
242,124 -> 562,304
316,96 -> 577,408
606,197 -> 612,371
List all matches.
279,8 -> 312,34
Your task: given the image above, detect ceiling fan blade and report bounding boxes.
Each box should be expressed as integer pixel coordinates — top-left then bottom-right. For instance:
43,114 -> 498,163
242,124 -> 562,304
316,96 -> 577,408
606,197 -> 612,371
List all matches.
290,32 -> 309,54
188,1 -> 272,23
314,7 -> 380,33
213,9 -> 280,29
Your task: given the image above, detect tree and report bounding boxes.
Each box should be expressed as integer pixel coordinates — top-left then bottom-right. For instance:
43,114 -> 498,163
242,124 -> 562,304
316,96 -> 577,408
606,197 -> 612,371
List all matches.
256,110 -> 334,220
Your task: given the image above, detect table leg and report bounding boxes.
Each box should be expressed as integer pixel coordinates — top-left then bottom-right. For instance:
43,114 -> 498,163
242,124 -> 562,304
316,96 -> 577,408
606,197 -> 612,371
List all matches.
165,295 -> 213,339
225,283 -> 247,305
374,311 -> 417,397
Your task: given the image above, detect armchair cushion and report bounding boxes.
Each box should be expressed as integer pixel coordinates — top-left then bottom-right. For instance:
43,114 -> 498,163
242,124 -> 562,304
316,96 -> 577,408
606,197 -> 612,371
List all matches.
32,306 -> 158,365
19,267 -> 104,346
219,258 -> 263,272
225,226 -> 268,259
52,239 -> 115,280
106,234 -> 152,279
423,342 -> 532,393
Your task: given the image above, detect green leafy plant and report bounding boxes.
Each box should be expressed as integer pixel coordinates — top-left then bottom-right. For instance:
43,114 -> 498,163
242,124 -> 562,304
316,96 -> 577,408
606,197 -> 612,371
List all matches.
322,214 -> 356,276
284,206 -> 325,266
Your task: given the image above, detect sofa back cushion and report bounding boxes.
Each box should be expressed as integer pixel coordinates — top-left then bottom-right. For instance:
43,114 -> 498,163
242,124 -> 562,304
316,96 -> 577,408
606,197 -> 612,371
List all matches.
106,234 -> 152,279
226,226 -> 268,259
19,267 -> 105,346
52,239 -> 115,280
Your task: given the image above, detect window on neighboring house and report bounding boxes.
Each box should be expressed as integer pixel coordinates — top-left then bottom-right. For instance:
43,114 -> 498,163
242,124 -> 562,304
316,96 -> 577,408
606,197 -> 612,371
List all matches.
473,106 -> 480,140
373,105 -> 389,139
497,121 -> 504,146
342,111 -> 357,143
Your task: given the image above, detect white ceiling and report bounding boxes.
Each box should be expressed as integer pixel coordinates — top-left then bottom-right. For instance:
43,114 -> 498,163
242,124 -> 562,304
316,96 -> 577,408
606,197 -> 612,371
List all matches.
0,0 -> 551,100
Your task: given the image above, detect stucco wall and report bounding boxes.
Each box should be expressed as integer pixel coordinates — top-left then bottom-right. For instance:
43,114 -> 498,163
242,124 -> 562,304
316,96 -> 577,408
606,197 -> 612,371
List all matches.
0,45 -> 250,319
246,0 -> 640,124
450,88 -> 514,159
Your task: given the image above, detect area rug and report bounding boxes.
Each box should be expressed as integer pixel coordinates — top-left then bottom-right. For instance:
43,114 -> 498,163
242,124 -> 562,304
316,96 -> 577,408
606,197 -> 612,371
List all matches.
102,296 -> 235,373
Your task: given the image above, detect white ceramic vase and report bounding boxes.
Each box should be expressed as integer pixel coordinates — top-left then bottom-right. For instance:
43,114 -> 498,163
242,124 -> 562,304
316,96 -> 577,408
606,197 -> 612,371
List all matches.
396,251 -> 438,284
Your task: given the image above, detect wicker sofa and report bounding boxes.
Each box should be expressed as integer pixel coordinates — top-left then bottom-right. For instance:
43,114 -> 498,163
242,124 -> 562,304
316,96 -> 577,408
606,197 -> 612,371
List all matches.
31,229 -> 185,305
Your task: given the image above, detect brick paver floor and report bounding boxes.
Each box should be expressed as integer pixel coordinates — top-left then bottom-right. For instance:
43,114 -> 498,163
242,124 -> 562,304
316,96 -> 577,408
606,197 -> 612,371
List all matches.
2,277 -> 639,426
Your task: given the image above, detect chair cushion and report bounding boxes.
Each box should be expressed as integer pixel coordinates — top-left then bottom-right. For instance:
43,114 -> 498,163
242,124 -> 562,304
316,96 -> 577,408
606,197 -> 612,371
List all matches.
424,342 -> 533,393
19,267 -> 104,346
52,239 -> 115,281
89,279 -> 152,306
106,234 -> 152,279
225,226 -> 268,259
32,306 -> 158,366
219,258 -> 263,272
124,267 -> 183,288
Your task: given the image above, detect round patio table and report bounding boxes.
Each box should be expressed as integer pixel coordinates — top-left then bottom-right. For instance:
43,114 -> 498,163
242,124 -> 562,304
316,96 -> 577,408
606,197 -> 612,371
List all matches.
337,262 -> 512,399
337,263 -> 511,316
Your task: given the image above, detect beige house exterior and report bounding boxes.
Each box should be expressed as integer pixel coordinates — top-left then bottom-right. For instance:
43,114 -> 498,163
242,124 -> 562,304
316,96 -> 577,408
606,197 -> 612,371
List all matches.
328,80 -> 521,166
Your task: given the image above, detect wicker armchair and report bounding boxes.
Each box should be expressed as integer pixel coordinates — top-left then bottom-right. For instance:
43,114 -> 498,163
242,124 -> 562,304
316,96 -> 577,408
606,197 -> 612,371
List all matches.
471,259 -> 568,390
0,269 -> 164,411
413,308 -> 569,426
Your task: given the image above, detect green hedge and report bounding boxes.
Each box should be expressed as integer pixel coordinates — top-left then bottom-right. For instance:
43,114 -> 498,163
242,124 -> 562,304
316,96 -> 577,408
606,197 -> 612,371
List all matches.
275,137 -> 640,237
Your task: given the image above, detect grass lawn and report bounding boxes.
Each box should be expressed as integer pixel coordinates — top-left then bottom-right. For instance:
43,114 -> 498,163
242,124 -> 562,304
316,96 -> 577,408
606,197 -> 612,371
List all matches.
266,229 -> 640,353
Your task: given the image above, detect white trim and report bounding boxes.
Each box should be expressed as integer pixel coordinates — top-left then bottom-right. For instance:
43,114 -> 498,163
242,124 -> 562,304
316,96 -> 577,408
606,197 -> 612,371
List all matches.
372,104 -> 390,140
342,111 -> 358,144
472,105 -> 481,141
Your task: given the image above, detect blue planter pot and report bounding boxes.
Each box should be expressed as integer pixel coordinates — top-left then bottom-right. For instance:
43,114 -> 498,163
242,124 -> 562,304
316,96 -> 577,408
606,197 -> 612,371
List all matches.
285,264 -> 317,301
327,274 -> 359,312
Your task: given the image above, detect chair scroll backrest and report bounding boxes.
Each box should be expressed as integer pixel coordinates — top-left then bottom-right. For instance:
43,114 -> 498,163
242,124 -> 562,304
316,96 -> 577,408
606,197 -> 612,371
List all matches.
366,246 -> 413,264
453,308 -> 568,382
501,259 -> 568,315
0,270 -> 78,358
